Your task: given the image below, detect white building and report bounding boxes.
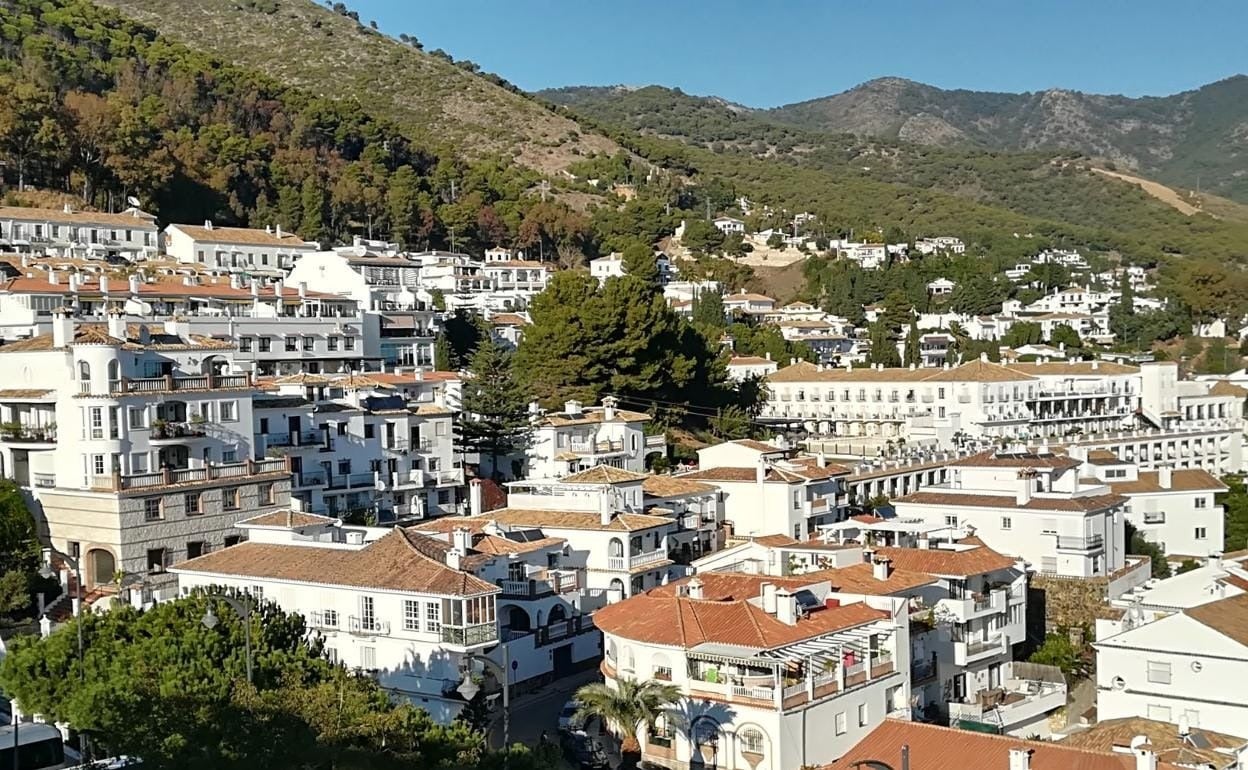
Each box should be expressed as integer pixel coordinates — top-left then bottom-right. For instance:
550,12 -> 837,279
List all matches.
1095,592 -> 1248,738
285,242 -> 423,312
926,278 -> 957,296
713,216 -> 746,235
480,250 -> 552,295
595,569 -> 912,770
526,397 -> 666,480
164,221 -> 319,274
723,292 -> 776,316
0,204 -> 158,261
914,237 -> 966,256
726,355 -> 778,382
590,254 -> 624,284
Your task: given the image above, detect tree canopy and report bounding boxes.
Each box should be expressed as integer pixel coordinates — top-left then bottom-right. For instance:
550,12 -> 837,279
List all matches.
458,337 -> 532,479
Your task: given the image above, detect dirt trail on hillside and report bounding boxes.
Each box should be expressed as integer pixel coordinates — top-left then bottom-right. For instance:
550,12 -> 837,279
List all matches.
1092,167 -> 1201,216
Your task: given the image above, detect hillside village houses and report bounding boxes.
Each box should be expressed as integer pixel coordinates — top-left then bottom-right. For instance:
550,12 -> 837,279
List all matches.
0,204 -> 159,261
164,220 -> 321,274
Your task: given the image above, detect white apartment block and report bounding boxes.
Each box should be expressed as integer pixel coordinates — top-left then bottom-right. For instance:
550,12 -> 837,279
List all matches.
0,205 -> 158,261
713,216 -> 745,234
1082,453 -> 1229,561
766,358 -> 1245,474
252,371 -> 463,521
680,439 -> 849,540
892,448 -> 1135,583
914,237 -> 966,255
163,221 -> 319,274
1095,592 -> 1248,739
481,249 -> 553,295
595,570 -> 912,770
723,292 -> 777,316
527,397 -> 666,479
0,310 -> 289,596
726,355 -> 778,382
172,514 -> 501,722
285,242 -> 423,311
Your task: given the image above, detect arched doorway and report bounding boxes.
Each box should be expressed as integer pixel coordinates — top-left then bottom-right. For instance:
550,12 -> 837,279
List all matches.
502,605 -> 530,637
547,604 -> 568,625
690,717 -> 721,770
88,548 -> 116,588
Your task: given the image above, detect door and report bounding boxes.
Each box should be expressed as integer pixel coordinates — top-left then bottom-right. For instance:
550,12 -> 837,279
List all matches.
288,415 -> 301,439
988,662 -> 1001,690
952,673 -> 967,702
552,644 -> 573,677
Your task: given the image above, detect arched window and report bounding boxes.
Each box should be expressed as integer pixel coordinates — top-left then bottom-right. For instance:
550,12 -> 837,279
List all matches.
107,360 -> 120,383
78,361 -> 91,380
606,639 -> 617,663
608,538 -> 624,558
739,728 -> 765,755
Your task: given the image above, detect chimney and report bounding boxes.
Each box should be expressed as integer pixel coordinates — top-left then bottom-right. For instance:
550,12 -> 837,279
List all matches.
599,491 -> 613,527
1178,714 -> 1190,738
276,224 -> 284,238
1016,479 -> 1032,506
873,556 -> 893,581
106,309 -> 126,340
468,479 -> 483,517
602,395 -> 617,421
63,203 -> 73,214
756,456 -> 767,485
1008,748 -> 1033,770
761,582 -> 778,613
265,224 -> 272,234
451,527 -> 472,556
565,399 -> 582,417
128,274 -> 140,295
765,351 -> 771,361
250,278 -> 259,297
775,589 -> 797,624
686,576 -> 704,600
273,278 -> 284,296
229,274 -> 241,290
916,535 -> 930,550
298,281 -> 307,298
817,452 -> 827,468
68,273 -> 80,293
1131,737 -> 1157,770
51,307 -> 73,348
204,219 -> 213,230
1158,466 -> 1173,490
47,269 -> 58,285
979,351 -> 988,362
99,275 -> 109,295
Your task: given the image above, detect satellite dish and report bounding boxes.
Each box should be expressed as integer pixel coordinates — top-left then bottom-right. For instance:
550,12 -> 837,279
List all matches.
126,196 -> 141,208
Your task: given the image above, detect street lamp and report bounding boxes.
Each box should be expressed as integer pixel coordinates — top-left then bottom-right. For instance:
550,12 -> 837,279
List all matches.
200,592 -> 254,685
457,646 -> 511,770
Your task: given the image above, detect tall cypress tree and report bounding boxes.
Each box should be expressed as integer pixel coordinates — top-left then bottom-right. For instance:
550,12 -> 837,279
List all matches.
904,318 -> 920,366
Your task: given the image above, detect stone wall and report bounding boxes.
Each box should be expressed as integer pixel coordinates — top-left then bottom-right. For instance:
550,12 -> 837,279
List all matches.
1028,575 -> 1109,632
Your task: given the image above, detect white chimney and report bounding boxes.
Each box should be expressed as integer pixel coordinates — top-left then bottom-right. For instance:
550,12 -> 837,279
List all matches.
451,527 -> 472,556
1131,737 -> 1157,770
106,309 -> 126,340
565,399 -> 582,417
99,275 -> 109,295
468,479 -> 483,517
916,535 -> 931,550
601,395 -> 617,421
229,274 -> 241,290
756,456 -> 767,485
204,219 -> 213,230
47,269 -> 58,285
265,224 -> 272,234
276,224 -> 283,238
686,577 -> 704,600
1008,748 -> 1033,770
765,351 -> 771,361
775,589 -> 797,624
817,452 -> 827,468
599,491 -> 613,527
873,556 -> 893,581
51,308 -> 73,348
128,274 -> 140,295
761,583 -> 778,614
1016,479 -> 1032,506
63,203 -> 73,214
1091,360 -> 1099,371
250,278 -> 259,297
68,273 -> 80,293
273,278 -> 284,296
1158,466 -> 1173,490
298,281 -> 307,298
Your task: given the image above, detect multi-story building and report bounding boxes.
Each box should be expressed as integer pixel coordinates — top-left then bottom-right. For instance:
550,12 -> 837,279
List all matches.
163,221 -> 319,274
892,448 -> 1134,583
679,439 -> 849,539
594,570 -> 912,770
252,372 -> 463,521
1081,452 -> 1229,562
526,397 -> 666,479
0,310 -> 289,595
1095,592 -> 1248,738
481,249 -> 553,296
0,205 -> 159,260
726,355 -> 778,382
171,514 -> 501,722
641,475 -> 725,558
765,358 -> 1244,474
285,241 -> 422,311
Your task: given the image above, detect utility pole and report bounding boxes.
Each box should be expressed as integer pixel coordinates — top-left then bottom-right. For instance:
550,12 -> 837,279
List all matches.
538,179 -> 550,202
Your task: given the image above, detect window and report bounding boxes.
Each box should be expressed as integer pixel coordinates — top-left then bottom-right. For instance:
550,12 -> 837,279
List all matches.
258,336 -> 272,352
403,600 -> 421,631
185,493 -> 201,516
1001,517 -> 1012,530
425,601 -> 441,632
285,336 -> 298,352
129,406 -> 148,429
858,703 -> 869,727
328,336 -> 339,351
239,336 -> 253,352
186,541 -> 207,559
143,498 -> 163,522
222,447 -> 238,464
224,535 -> 244,548
364,423 -> 375,439
259,483 -> 274,505
222,488 -> 240,511
1147,704 -> 1172,722
302,336 -> 315,352
89,407 -> 104,439
109,407 -> 120,439
338,460 -> 351,475
250,585 -> 264,601
131,453 -> 149,473
321,609 -> 339,628
360,596 -> 376,631
147,548 -> 168,572
68,541 -> 80,558
344,336 -> 355,350
834,712 -> 847,735
92,454 -> 106,477
944,515 -> 958,527
360,646 -> 377,670
219,400 -> 238,422
1146,660 -> 1172,685
1195,527 -> 1207,540
1195,497 -> 1208,509
739,728 -> 764,754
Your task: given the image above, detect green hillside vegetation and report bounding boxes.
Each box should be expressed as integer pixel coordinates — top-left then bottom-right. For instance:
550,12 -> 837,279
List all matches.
94,0 -> 622,175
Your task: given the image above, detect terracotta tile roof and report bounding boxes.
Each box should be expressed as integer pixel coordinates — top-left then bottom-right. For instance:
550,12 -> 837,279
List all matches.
489,313 -> 529,326
871,545 -> 1019,578
469,533 -> 565,556
921,359 -> 1034,383
813,562 -> 939,595
1109,469 -> 1227,495
172,529 -> 498,596
752,534 -> 800,547
1004,361 -> 1139,376
681,459 -> 848,485
237,510 -> 337,528
408,516 -> 490,534
731,438 -> 787,453
536,407 -> 652,427
169,223 -> 316,247
0,326 -> 124,352
1210,380 -> 1248,398
1059,717 -> 1245,769
0,205 -> 156,227
0,275 -> 341,300
766,359 -> 1032,384
724,293 -> 775,303
412,403 -> 454,416
560,465 -> 650,485
595,582 -> 888,649
727,356 -> 773,366
831,720 -> 1187,770
642,475 -> 718,498
895,490 -> 1125,512
1184,592 -> 1248,648
950,449 -> 1080,470
0,388 -> 54,398
414,507 -> 671,533
1084,449 -> 1125,465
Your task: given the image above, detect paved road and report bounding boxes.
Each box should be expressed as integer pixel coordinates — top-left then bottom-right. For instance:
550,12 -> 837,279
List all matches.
491,667 -> 604,747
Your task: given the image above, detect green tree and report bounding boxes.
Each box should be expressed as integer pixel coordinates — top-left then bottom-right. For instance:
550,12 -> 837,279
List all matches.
1002,322 -> 1043,349
433,332 -> 452,371
1126,521 -> 1171,579
765,232 -> 785,249
1048,324 -> 1082,350
950,274 -> 1002,316
1198,337 -> 1235,375
690,290 -> 727,331
440,310 -> 488,370
620,241 -> 660,285
458,338 -> 532,479
299,176 -> 327,244
711,405 -> 751,441
903,318 -> 920,366
868,321 -> 901,367
1221,476 -> 1248,552
574,678 -> 680,770
0,480 -> 41,615
1028,632 -> 1080,676
680,218 -> 724,254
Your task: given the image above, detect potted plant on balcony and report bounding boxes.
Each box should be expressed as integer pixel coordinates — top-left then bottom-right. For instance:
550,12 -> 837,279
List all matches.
0,421 -> 21,439
151,418 -> 168,438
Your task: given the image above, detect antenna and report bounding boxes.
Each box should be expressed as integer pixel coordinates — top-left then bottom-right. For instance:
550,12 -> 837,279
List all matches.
126,196 -> 141,208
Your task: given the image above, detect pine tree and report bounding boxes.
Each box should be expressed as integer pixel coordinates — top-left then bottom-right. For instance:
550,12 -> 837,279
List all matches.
904,318 -> 920,366
691,290 -> 727,330
869,321 -> 901,367
620,241 -> 659,285
433,332 -> 451,371
458,338 -> 532,480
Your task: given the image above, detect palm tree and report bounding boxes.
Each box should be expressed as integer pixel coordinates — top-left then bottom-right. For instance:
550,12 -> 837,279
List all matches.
574,678 -> 681,770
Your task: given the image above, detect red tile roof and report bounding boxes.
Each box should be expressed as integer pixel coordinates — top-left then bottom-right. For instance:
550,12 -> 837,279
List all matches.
895,491 -> 1125,512
950,449 -> 1080,470
871,544 -> 1019,578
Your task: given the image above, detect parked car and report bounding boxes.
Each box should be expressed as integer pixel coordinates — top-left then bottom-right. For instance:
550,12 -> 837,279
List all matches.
560,730 -> 608,770
557,699 -> 584,732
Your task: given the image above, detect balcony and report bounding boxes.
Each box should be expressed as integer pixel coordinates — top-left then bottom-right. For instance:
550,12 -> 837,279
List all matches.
149,422 -> 208,442
536,615 -> 594,647
108,373 -> 252,395
954,634 -> 1006,665
307,610 -> 340,630
327,472 -> 379,490
294,470 -> 327,488
1142,513 -> 1166,525
440,623 -> 499,647
911,655 -> 938,684
498,570 -> 579,598
263,429 -> 327,450
427,468 -> 464,487
0,425 -> 56,444
103,457 -> 288,492
1055,534 -> 1105,552
948,675 -> 1067,732
569,439 -> 625,455
644,434 -> 666,450
606,549 -> 668,571
348,616 -> 390,636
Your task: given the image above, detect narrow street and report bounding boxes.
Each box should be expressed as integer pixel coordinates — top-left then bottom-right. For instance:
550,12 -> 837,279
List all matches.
490,667 -> 604,748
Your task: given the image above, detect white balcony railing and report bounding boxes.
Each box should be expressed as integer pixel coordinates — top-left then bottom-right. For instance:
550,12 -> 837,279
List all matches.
606,549 -> 668,571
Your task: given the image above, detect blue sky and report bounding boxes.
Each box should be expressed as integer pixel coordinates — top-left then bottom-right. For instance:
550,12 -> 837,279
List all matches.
349,1 -> 1247,107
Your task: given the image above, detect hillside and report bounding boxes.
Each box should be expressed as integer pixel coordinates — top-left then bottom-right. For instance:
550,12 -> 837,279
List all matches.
765,76 -> 1248,202
94,0 -> 622,175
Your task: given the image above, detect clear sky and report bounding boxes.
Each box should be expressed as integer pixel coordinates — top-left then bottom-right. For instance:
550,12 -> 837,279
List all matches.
348,0 -> 1247,107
